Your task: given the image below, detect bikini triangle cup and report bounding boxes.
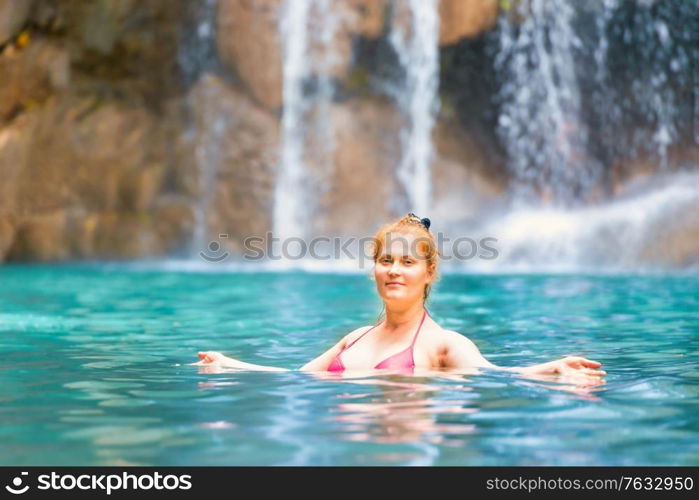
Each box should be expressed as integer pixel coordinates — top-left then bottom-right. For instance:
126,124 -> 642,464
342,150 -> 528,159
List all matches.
327,310 -> 428,372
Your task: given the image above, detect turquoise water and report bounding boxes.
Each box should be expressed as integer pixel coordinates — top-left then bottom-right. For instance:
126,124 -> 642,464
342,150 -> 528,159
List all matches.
1,264 -> 697,466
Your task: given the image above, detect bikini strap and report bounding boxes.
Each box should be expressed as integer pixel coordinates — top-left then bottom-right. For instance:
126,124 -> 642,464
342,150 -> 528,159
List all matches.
409,310 -> 428,348
345,310 -> 426,351
344,323 -> 380,350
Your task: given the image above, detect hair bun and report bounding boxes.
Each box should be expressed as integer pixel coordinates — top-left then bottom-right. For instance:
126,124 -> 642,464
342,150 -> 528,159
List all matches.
420,217 -> 431,231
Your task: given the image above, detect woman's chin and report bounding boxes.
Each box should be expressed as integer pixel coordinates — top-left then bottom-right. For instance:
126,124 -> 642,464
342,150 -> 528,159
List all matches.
381,292 -> 413,303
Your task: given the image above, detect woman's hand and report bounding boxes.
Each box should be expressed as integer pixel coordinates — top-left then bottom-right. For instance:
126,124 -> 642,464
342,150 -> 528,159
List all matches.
189,351 -> 241,373
521,356 -> 606,378
194,351 -> 228,365
517,356 -> 606,395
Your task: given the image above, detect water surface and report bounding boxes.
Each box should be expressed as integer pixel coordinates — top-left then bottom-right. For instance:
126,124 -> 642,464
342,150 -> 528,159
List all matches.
0,265 -> 697,465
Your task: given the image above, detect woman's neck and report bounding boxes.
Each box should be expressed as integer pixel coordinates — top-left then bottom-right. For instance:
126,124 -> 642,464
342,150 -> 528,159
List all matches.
383,301 -> 425,332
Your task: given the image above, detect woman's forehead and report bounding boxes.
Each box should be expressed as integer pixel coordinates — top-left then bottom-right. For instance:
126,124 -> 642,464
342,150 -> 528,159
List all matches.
381,233 -> 425,256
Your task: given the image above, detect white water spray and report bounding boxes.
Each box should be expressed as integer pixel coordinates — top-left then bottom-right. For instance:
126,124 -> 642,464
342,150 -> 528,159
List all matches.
273,0 -> 340,243
389,0 -> 440,216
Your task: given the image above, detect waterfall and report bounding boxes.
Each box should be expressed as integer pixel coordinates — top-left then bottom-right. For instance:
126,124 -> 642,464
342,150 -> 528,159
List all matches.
273,0 -> 340,242
178,0 -> 695,271
469,171 -> 699,272
273,0 -> 441,236
495,0 -> 597,205
389,0 -> 440,216
191,87 -> 227,256
620,0 -> 690,170
178,0 -> 218,89
273,0 -> 313,242
178,0 -> 220,254
494,0 -> 692,207
462,0 -> 698,271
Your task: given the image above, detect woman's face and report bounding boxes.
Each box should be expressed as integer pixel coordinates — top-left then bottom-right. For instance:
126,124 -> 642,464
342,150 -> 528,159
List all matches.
374,232 -> 433,306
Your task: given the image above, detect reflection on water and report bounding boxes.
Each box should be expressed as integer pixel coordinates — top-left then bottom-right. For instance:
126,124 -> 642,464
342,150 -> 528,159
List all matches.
0,265 -> 697,465
321,368 -> 606,447
332,377 -> 477,445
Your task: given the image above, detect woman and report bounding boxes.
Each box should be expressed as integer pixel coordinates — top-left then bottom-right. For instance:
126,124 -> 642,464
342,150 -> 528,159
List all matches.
194,214 -> 605,382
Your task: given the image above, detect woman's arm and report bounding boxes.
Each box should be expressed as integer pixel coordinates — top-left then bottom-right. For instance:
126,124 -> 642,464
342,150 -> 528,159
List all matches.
298,336 -> 347,371
511,356 -> 606,377
300,326 -> 377,371
439,331 -> 499,369
441,330 -> 606,378
192,352 -> 290,372
193,327 -> 366,372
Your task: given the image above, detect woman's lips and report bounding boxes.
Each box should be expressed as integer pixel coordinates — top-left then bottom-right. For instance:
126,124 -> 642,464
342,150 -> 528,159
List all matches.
386,282 -> 404,286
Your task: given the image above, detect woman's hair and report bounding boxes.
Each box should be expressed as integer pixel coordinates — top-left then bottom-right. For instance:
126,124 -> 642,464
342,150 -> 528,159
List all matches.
370,214 -> 441,322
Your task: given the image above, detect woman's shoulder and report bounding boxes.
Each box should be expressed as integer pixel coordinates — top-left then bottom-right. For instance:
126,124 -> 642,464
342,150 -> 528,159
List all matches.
421,324 -> 477,350
442,328 -> 480,348
341,324 -> 376,346
421,326 -> 492,368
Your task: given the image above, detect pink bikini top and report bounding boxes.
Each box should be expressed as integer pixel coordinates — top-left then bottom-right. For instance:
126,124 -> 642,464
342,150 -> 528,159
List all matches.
327,310 -> 427,372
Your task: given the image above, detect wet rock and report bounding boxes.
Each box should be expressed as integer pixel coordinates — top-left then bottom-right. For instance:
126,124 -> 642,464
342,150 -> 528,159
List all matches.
640,201 -> 699,268
66,210 -> 99,259
92,211 -> 159,259
7,210 -> 69,261
0,113 -> 29,216
217,0 -> 284,111
0,0 -> 34,46
47,0 -> 186,106
153,195 -> 196,255
432,117 -> 508,227
20,97 -> 159,213
439,0 -> 499,46
119,163 -> 166,212
58,0 -> 136,55
176,74 -> 280,249
345,0 -> 388,39
316,96 -> 403,236
0,216 -> 14,262
0,91 -> 177,260
0,39 -> 70,122
216,0 -> 389,111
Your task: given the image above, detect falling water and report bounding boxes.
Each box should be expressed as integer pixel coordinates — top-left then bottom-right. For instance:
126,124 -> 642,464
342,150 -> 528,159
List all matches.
273,0 -> 312,242
272,0 -> 440,241
201,0 -> 695,271
495,0 -> 597,205
589,0 -> 692,175
468,171 -> 699,272
494,0 -> 692,207
178,0 -> 220,253
619,0 -> 691,170
273,0 -> 340,242
190,87 -> 226,254
178,0 -> 218,89
467,0 -> 698,270
389,0 -> 440,216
